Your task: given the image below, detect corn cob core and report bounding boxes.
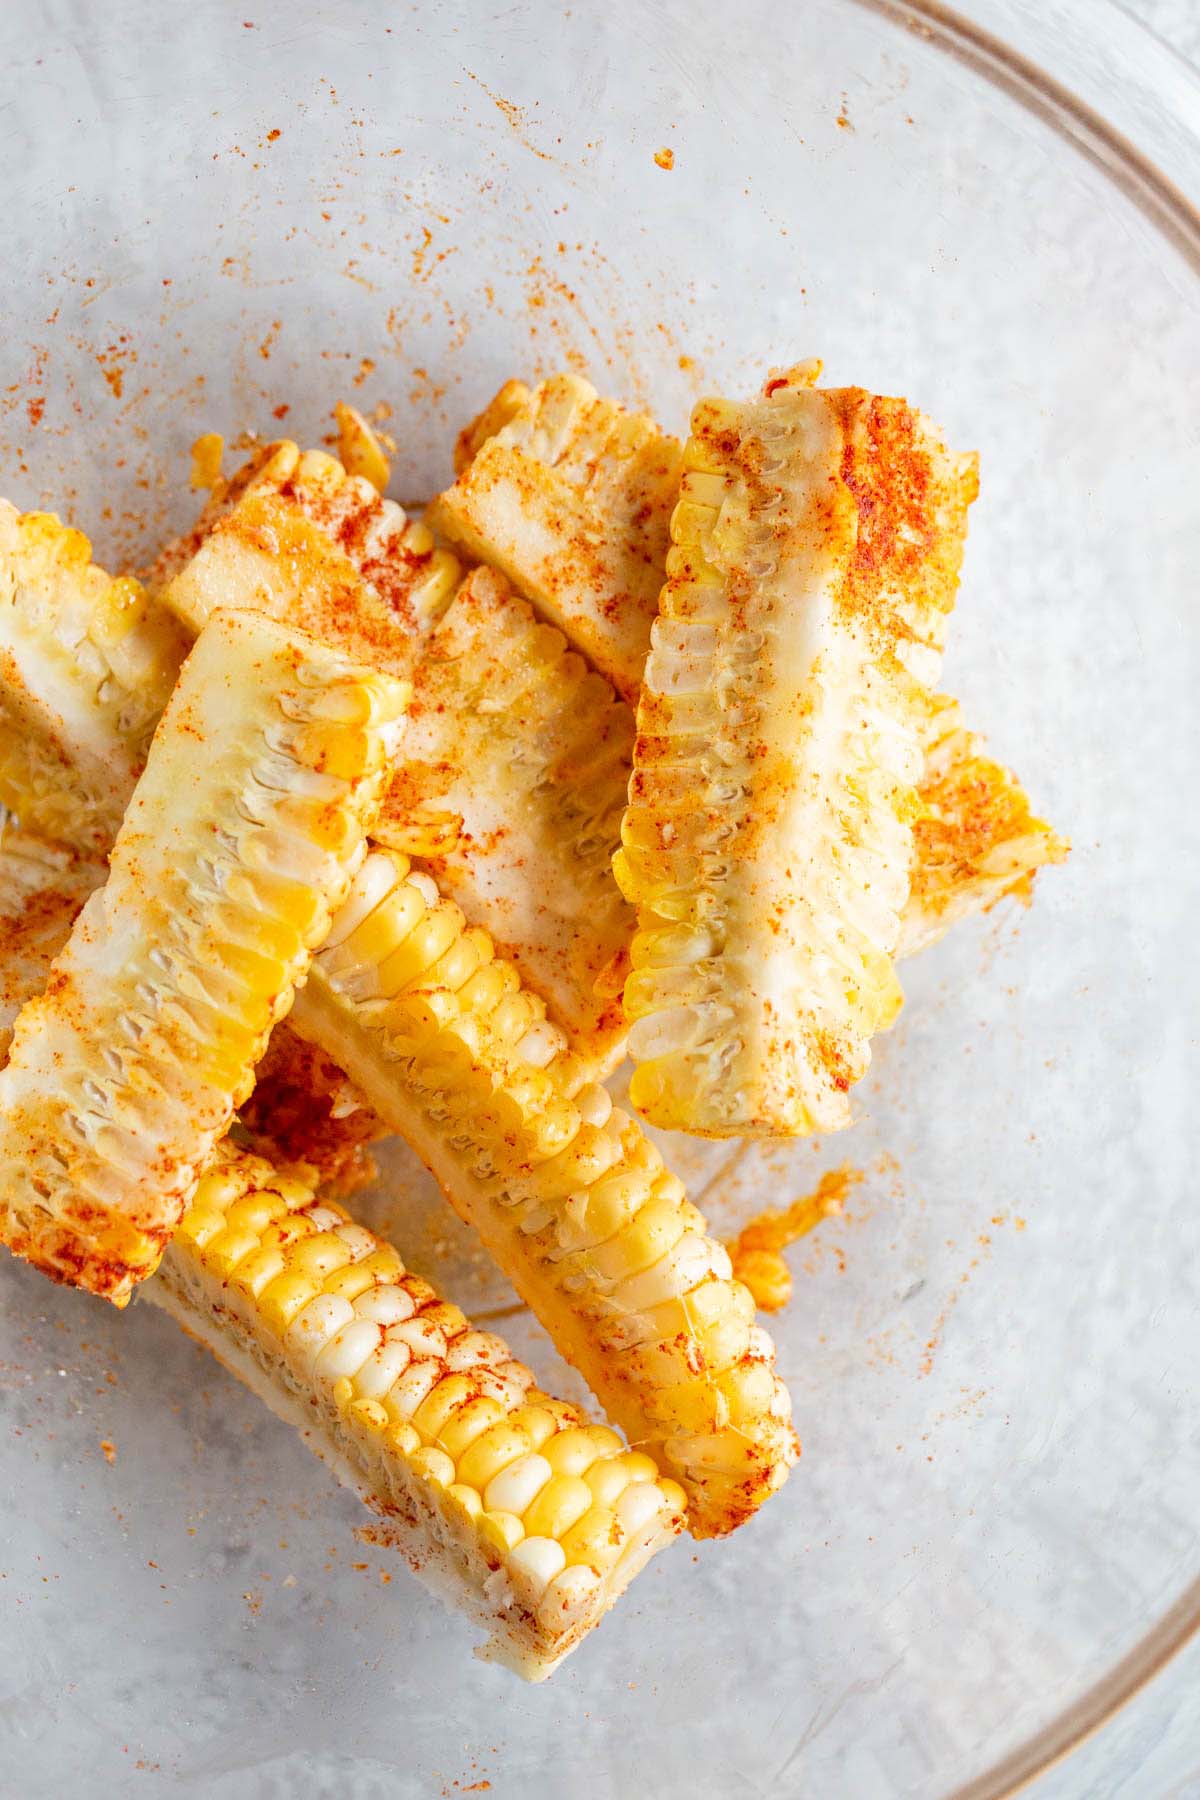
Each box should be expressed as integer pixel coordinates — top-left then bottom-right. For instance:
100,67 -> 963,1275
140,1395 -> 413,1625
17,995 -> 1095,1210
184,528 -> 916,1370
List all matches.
291,847 -> 798,1537
150,1146 -> 685,1679
376,565 -> 635,1067
0,609 -> 408,1301
616,374 -> 979,1138
902,696 -> 1069,958
429,373 -> 684,704
0,502 -> 188,850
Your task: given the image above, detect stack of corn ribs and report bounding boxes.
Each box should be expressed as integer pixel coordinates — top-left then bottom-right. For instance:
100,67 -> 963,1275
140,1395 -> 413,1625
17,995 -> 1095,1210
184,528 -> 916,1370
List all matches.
0,371 -> 1065,1677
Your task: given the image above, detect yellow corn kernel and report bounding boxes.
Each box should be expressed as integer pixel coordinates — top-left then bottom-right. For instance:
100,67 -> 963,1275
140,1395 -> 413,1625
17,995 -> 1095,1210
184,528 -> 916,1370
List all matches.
225,1193 -> 287,1234
423,929 -> 486,996
508,1405 -> 558,1451
523,1395 -> 582,1433
437,1396 -> 506,1462
230,1245 -> 286,1300
582,1457 -> 635,1509
332,1376 -> 355,1413
334,401 -> 390,493
341,884 -> 427,971
348,1397 -> 389,1434
420,1301 -> 470,1341
447,1482 -> 483,1522
201,1226 -> 262,1281
190,431 -> 225,491
376,903 -> 463,996
541,1426 -> 623,1478
258,1270 -> 322,1333
191,1166 -> 252,1213
282,1232 -> 354,1280
620,1452 -> 661,1486
480,1510 -> 525,1554
409,1445 -> 455,1488
457,959 -> 519,1019
174,1206 -> 227,1250
353,1245 -> 405,1284
590,1195 -> 689,1285
455,1421 -> 532,1493
412,1374 -> 480,1444
321,1263 -> 379,1303
387,1419 -> 421,1457
559,1506 -> 626,1574
658,1480 -> 688,1518
720,1359 -> 777,1422
522,1474 -> 593,1542
262,1213 -> 319,1252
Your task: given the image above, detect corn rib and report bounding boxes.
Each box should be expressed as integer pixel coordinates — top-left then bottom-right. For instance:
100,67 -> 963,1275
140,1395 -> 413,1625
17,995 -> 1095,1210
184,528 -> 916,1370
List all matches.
0,503 -> 188,850
429,374 -> 684,704
289,847 -> 798,1538
145,1145 -> 684,1680
616,371 -> 979,1137
0,609 -> 407,1301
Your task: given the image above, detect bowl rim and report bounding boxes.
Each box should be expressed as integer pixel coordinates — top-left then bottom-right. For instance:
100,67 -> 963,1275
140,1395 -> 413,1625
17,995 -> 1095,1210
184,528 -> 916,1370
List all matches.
845,8 -> 1200,1793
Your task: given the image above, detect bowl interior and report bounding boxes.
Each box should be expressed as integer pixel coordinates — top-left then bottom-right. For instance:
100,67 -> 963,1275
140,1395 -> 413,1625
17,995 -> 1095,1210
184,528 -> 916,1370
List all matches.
2,2 -> 1199,1796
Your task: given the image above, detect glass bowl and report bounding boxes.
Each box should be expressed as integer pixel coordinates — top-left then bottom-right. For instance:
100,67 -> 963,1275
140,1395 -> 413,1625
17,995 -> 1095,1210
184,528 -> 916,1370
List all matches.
1,2 -> 1197,1794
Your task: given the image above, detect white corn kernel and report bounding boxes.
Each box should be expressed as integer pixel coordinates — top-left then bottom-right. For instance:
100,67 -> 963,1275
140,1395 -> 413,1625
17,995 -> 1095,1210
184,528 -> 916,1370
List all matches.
537,1564 -> 602,1632
285,1292 -> 355,1363
314,1317 -> 383,1381
615,1481 -> 669,1535
507,1535 -> 566,1601
483,1452 -> 553,1517
349,1336 -> 412,1399
354,1286 -> 416,1326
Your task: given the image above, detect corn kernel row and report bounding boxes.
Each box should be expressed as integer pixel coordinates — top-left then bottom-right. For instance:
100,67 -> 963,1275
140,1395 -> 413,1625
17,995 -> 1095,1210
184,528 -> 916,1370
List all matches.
160,1146 -> 684,1671
293,846 -> 798,1537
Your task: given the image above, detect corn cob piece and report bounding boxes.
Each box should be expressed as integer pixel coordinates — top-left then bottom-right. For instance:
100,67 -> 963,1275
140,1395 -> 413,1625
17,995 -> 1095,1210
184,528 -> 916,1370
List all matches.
0,502 -> 188,851
289,846 -> 798,1537
428,374 -> 684,704
0,827 -> 104,1059
376,566 -> 634,1065
157,439 -> 459,642
0,609 -> 407,1301
901,696 -> 1069,957
616,371 -> 979,1138
146,1145 -> 686,1680
162,461 -> 634,1066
